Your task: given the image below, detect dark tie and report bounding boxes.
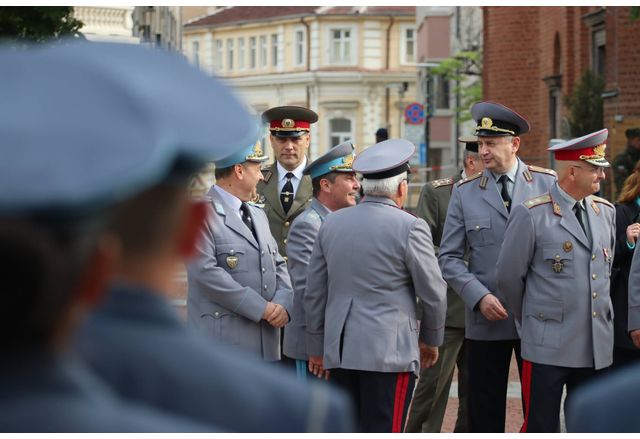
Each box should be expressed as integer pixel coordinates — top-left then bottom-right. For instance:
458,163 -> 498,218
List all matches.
280,172 -> 294,213
573,202 -> 587,236
498,175 -> 512,212
240,202 -> 256,239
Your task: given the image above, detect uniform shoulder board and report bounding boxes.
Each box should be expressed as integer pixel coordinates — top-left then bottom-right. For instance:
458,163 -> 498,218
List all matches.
591,195 -> 614,208
430,176 -> 455,189
456,171 -> 482,187
524,194 -> 552,209
261,168 -> 273,183
528,165 -> 557,177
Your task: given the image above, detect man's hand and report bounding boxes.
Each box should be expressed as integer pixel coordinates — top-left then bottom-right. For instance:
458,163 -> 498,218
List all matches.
308,355 -> 330,380
478,293 -> 508,321
262,301 -> 276,320
419,341 -> 439,369
631,329 -> 640,349
626,223 -> 640,245
265,303 -> 289,328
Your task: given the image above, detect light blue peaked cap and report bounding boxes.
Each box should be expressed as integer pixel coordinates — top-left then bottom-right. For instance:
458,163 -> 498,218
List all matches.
0,40 -> 261,215
214,135 -> 269,169
303,141 -> 355,179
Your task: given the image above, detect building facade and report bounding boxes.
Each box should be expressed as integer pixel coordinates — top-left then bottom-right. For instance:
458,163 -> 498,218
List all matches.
183,6 -> 419,161
132,6 -> 182,51
73,6 -> 137,44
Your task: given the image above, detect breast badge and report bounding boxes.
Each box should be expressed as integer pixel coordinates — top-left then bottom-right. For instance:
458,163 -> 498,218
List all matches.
226,255 -> 239,269
552,255 -> 564,273
563,241 -> 573,252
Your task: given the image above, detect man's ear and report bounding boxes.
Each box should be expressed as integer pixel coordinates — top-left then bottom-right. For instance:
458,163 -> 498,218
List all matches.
73,233 -> 119,306
178,201 -> 207,259
512,136 -> 521,154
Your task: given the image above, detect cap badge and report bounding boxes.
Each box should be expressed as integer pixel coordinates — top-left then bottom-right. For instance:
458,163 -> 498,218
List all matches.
226,255 -> 239,269
330,153 -> 355,171
481,117 -> 493,129
282,118 -> 295,128
246,141 -> 264,160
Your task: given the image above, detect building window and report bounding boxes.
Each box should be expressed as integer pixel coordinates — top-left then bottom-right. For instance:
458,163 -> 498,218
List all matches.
192,40 -> 200,68
329,117 -> 352,147
295,29 -> 305,66
226,38 -> 234,71
249,36 -> 257,69
434,75 -> 450,110
214,39 -> 223,71
330,28 -> 351,64
260,35 -> 267,68
403,27 -> 415,64
271,34 -> 279,67
238,38 -> 245,70
592,27 -> 605,77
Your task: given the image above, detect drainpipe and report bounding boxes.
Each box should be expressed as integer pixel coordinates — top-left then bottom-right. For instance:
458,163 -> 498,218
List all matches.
301,16 -> 311,108
385,15 -> 394,131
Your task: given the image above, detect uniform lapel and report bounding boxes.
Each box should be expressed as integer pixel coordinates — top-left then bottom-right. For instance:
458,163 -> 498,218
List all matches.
511,158 -> 527,204
288,174 -> 313,219
481,170 -> 509,219
210,188 -> 259,249
261,163 -> 286,220
550,186 -> 590,249
585,195 -> 601,251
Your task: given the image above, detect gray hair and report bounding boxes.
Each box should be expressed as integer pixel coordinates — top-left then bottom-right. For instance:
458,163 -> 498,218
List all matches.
361,171 -> 407,197
463,149 -> 480,163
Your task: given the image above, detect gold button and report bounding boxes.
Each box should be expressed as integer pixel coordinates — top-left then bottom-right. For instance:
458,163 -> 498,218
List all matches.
592,254 -> 596,260
592,311 -> 597,318
475,225 -> 480,230
284,221 -> 290,227
592,274 -> 597,280
538,313 -> 544,319
283,256 -> 288,262
592,292 -> 597,299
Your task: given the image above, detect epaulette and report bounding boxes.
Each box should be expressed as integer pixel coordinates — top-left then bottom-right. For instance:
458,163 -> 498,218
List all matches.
528,165 -> 557,177
430,176 -> 455,189
261,168 -> 273,183
456,171 -> 482,187
524,194 -> 552,209
591,195 -> 614,208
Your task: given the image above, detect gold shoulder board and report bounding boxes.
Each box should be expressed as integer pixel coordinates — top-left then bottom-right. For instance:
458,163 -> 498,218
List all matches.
591,195 -> 614,208
457,171 -> 483,187
524,194 -> 552,209
528,165 -> 557,177
430,177 -> 455,189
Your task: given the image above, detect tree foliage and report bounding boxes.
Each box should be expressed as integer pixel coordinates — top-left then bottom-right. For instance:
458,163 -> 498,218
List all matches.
564,70 -> 604,137
431,50 -> 482,123
631,6 -> 639,21
0,7 -> 83,43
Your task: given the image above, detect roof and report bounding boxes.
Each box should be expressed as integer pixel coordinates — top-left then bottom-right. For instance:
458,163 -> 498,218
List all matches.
185,6 -> 415,28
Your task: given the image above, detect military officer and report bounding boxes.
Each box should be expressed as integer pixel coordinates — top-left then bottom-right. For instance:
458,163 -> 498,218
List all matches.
304,139 -> 447,432
405,136 -> 483,433
438,101 -> 557,432
258,106 -> 318,258
187,141 -> 293,362
284,141 -> 360,379
496,129 -> 615,432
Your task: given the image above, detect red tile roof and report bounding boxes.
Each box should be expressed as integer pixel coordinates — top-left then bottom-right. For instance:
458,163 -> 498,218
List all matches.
186,6 -> 415,28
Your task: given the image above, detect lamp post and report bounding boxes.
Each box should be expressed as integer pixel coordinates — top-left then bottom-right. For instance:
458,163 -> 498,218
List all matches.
412,62 -> 439,167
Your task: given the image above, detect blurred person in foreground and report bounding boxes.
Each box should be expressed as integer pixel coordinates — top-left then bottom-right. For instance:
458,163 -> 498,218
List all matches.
68,44 -> 353,432
0,41 -> 221,432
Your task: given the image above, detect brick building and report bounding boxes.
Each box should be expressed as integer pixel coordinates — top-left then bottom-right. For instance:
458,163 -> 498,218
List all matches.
483,6 -> 640,199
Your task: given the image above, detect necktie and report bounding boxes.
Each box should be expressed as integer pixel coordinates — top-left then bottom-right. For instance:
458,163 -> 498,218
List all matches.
240,202 -> 256,239
280,172 -> 294,213
498,175 -> 512,212
573,202 -> 587,236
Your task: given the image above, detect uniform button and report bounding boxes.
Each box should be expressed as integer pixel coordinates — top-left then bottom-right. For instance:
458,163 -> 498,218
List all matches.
284,221 -> 290,227
284,256 -> 288,262
284,238 -> 287,244
592,311 -> 597,318
475,225 -> 480,230
264,284 -> 268,290
555,255 -> 560,259
230,249 -> 235,254
592,292 -> 597,299
592,274 -> 597,280
261,250 -> 265,255
262,267 -> 266,273
214,311 -> 220,317
538,313 -> 544,319
592,254 -> 596,260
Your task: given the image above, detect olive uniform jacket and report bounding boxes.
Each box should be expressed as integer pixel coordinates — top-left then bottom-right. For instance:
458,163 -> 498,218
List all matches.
256,163 -> 313,257
187,186 -> 293,361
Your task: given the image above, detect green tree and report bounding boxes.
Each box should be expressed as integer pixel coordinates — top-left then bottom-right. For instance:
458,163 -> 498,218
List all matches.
431,50 -> 482,123
631,6 -> 639,21
0,7 -> 83,43
564,70 -> 604,137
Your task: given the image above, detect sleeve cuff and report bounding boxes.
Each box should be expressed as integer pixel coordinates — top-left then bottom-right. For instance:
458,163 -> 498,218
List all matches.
627,240 -> 636,250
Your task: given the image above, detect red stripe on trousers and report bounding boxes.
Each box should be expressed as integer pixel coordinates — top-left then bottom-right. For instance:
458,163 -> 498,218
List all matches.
392,372 -> 410,433
520,360 -> 533,433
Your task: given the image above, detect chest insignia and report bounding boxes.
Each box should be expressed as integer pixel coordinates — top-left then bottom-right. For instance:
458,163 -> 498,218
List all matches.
226,255 -> 239,269
563,241 -> 573,253
552,255 -> 564,273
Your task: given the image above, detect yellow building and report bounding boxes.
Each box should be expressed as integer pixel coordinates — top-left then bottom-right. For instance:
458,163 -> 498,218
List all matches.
183,6 -> 419,160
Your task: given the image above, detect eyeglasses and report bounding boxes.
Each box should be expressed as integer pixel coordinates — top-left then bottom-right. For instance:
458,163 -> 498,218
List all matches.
572,165 -> 606,175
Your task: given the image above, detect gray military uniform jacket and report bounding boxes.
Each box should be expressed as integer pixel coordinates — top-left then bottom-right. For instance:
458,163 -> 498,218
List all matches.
304,196 -> 447,375
416,174 -> 465,328
187,186 -> 293,361
439,158 -> 557,340
284,198 -> 332,360
496,183 -> 615,370
257,163 -> 313,257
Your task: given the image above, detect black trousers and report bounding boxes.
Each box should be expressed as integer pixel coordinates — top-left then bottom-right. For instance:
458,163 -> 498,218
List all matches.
330,368 -> 416,432
466,339 -> 522,432
612,346 -> 640,371
520,360 -> 606,432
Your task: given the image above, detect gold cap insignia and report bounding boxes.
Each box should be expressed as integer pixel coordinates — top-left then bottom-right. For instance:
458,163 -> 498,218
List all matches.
481,117 -> 493,129
282,118 -> 295,128
563,241 -> 573,252
226,255 -> 238,269
579,143 -> 607,161
246,141 -> 265,160
330,154 -> 355,171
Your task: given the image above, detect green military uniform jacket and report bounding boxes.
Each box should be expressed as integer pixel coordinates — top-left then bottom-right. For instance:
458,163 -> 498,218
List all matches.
416,173 -> 465,328
256,162 -> 313,257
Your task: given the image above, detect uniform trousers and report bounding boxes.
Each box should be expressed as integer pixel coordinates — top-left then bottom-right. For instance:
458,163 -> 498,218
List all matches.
330,368 -> 415,432
612,346 -> 640,370
405,327 -> 467,432
466,338 -> 522,432
520,360 -> 606,432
